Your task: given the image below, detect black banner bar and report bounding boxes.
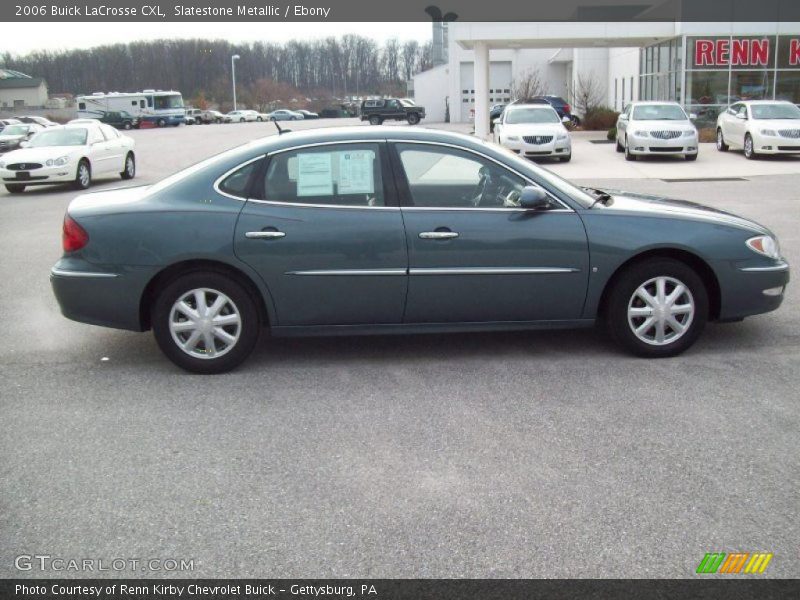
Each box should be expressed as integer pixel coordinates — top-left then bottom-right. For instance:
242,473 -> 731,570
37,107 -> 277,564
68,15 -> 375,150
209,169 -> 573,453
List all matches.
3,0 -> 800,22
2,579 -> 800,600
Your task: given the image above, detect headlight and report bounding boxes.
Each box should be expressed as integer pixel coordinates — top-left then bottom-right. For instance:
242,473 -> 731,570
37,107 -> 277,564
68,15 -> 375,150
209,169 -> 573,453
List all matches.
760,129 -> 777,136
556,132 -> 568,140
632,130 -> 649,137
505,135 -> 520,141
683,129 -> 697,137
45,156 -> 70,167
746,235 -> 781,259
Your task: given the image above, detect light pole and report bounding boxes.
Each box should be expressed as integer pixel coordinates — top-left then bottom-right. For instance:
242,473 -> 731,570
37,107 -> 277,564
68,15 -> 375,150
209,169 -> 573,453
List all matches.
231,54 -> 240,111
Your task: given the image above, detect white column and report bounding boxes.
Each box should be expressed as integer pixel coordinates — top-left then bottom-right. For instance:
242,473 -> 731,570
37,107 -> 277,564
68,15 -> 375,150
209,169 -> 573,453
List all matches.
474,41 -> 490,139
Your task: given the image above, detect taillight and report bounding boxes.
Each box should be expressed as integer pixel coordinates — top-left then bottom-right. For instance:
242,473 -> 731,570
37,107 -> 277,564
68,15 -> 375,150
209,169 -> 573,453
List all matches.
62,214 -> 88,252
564,103 -> 571,114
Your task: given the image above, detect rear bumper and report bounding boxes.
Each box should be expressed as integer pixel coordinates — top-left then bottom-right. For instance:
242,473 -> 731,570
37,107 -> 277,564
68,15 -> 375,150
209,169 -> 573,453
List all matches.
50,259 -> 152,331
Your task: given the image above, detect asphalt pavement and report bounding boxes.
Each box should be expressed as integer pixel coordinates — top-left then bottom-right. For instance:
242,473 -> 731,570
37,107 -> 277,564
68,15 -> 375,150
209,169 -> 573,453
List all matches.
1,119 -> 797,578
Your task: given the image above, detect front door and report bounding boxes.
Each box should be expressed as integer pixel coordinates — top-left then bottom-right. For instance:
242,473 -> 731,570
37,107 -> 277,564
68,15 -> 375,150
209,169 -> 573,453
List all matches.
233,142 -> 408,327
391,142 -> 589,324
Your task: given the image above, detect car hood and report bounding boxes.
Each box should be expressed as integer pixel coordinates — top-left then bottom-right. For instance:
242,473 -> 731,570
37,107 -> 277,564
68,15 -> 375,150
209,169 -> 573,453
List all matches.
594,188 -> 770,235
0,134 -> 26,142
0,146 -> 84,161
68,185 -> 153,218
501,123 -> 565,135
629,119 -> 694,131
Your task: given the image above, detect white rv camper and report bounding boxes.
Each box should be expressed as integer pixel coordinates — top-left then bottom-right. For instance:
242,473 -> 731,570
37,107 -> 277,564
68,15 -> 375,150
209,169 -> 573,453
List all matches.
76,90 -> 185,126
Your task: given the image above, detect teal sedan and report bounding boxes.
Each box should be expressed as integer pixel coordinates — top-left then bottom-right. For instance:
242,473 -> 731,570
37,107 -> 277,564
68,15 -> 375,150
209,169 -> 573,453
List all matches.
51,127 -> 789,373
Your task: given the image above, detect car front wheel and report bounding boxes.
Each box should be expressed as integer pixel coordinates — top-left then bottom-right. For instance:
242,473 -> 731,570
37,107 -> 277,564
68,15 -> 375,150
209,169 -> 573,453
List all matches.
152,272 -> 260,374
605,259 -> 708,358
716,128 -> 729,151
744,133 -> 757,159
369,115 -> 382,125
407,113 -> 420,125
73,160 -> 91,190
624,136 -> 636,161
120,152 -> 135,180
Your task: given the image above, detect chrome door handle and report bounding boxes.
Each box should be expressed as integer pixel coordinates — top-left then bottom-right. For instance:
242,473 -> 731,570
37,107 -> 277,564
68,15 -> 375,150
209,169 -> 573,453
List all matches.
245,231 -> 286,239
419,231 -> 459,240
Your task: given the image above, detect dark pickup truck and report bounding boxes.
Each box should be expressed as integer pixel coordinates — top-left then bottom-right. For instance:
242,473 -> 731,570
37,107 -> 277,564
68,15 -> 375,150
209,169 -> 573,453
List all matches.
361,98 -> 425,125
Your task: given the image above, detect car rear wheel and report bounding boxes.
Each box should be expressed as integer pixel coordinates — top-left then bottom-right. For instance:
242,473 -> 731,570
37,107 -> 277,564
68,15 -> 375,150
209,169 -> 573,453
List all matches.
369,115 -> 382,126
407,113 -> 420,125
123,122 -> 132,130
73,160 -> 91,190
5,184 -> 25,193
152,272 -> 260,374
605,258 -> 708,358
744,133 -> 757,159
716,128 -> 729,151
120,152 -> 135,180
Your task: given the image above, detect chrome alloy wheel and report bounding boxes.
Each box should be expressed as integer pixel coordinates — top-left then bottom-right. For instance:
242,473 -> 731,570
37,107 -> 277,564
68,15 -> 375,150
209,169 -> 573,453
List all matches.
169,288 -> 242,359
125,155 -> 135,177
78,163 -> 90,188
627,276 -> 695,346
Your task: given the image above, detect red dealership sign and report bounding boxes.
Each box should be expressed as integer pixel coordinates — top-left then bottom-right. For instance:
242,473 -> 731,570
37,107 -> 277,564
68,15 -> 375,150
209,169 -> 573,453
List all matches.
693,37 -> 800,67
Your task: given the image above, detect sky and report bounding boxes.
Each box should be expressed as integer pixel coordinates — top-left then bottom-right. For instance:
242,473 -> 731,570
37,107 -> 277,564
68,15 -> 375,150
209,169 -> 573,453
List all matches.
1,22 -> 432,55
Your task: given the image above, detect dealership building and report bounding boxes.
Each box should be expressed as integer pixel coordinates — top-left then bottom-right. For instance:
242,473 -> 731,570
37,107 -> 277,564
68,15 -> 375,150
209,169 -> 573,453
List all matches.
412,22 -> 800,136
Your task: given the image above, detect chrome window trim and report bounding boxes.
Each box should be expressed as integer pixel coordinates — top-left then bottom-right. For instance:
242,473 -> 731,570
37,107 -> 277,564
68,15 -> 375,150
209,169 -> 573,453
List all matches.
388,138 -> 573,212
51,268 -> 119,278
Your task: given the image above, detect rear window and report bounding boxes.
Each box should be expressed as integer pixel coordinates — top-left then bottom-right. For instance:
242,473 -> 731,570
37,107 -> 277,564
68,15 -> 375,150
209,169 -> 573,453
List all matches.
218,160 -> 259,198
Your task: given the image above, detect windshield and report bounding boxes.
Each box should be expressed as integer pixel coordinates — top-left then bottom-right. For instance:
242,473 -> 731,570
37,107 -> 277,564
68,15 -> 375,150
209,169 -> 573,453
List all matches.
29,128 -> 87,147
153,94 -> 184,110
505,108 -> 560,124
632,104 -> 687,120
2,125 -> 29,136
751,103 -> 800,120
400,99 -> 416,107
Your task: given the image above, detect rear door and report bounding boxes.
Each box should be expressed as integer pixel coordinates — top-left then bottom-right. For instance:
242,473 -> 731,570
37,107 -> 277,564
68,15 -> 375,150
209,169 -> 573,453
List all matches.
233,141 -> 409,327
390,141 -> 589,324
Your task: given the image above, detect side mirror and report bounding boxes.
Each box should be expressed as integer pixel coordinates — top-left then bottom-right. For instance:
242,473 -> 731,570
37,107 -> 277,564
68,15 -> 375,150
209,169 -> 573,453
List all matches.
689,113 -> 698,120
519,186 -> 550,210
619,114 -> 628,121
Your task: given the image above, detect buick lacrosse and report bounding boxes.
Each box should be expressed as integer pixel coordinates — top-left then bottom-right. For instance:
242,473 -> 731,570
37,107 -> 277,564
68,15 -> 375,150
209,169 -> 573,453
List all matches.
51,127 -> 789,373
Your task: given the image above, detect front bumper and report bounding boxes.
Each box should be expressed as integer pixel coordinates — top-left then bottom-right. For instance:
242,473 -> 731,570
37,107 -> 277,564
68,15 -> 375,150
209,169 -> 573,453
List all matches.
753,137 -> 800,154
1,163 -> 77,186
627,134 -> 697,156
501,137 -> 571,158
719,260 -> 790,321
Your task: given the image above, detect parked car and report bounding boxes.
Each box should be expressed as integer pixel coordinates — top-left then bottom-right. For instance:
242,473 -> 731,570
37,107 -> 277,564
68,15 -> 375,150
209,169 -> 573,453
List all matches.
716,100 -> 800,159
100,110 -> 139,130
184,108 -> 203,125
227,110 -> 258,123
297,109 -> 319,120
17,115 -> 58,127
529,96 -> 579,126
0,122 -> 135,193
266,109 -> 304,121
361,98 -> 425,125
49,127 -> 787,373
0,123 -> 44,154
493,103 -> 572,162
0,118 -> 22,134
616,101 -> 699,161
489,103 -> 507,132
195,110 -> 230,124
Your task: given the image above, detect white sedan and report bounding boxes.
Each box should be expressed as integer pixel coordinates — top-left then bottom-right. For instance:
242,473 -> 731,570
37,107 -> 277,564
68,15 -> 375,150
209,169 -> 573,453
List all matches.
226,110 -> 258,123
492,104 -> 572,162
0,122 -> 135,193
616,101 -> 698,161
716,100 -> 800,159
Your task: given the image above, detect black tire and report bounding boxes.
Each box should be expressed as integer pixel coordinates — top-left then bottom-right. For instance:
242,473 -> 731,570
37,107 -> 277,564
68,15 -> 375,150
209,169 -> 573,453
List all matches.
240,118 -> 245,123
369,115 -> 382,126
5,184 -> 25,193
157,118 -> 166,128
624,136 -> 636,161
604,258 -> 708,358
73,160 -> 91,190
290,116 -> 297,121
685,152 -> 698,161
560,153 -> 572,162
570,115 -> 581,127
257,117 -> 263,122
716,128 -> 729,151
152,272 -> 260,374
123,122 -> 132,130
616,137 -> 624,152
744,133 -> 757,159
120,152 -> 136,180
407,112 -> 420,125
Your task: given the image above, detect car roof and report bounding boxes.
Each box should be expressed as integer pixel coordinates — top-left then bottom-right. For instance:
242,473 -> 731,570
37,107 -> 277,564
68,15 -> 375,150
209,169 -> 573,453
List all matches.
629,101 -> 682,106
740,99 -> 795,104
505,103 -> 557,111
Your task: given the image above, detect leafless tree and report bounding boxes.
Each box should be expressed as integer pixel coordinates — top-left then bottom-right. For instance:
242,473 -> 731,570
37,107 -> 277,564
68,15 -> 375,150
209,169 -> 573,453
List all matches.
570,71 -> 604,117
511,68 -> 545,101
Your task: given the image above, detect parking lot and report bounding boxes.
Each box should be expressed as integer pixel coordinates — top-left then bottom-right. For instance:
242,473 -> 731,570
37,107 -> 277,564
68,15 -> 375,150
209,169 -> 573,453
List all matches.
1,119 -> 798,578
